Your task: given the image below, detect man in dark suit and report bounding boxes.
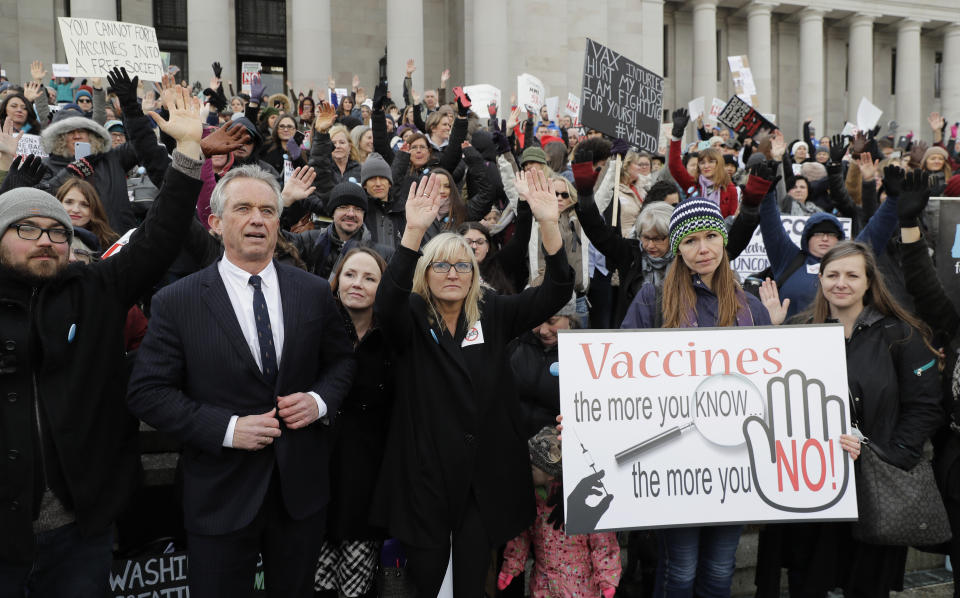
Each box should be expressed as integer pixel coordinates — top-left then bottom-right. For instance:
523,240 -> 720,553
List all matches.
127,164 -> 356,598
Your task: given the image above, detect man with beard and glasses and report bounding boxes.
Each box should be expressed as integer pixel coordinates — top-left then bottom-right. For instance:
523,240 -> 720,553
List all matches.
0,85 -> 245,598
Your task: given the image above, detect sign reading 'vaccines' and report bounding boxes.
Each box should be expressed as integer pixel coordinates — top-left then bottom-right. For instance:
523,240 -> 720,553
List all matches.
581,38 -> 663,153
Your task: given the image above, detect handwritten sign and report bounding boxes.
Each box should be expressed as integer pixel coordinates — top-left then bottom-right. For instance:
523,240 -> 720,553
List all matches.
728,55 -> 758,106
565,93 -> 581,120
57,17 -> 163,81
708,98 -> 727,126
241,61 -> 261,96
16,134 -> 48,158
581,38 -> 663,153
717,95 -> 777,137
52,63 -> 71,78
463,84 -> 501,118
559,326 -> 857,534
517,73 -> 545,112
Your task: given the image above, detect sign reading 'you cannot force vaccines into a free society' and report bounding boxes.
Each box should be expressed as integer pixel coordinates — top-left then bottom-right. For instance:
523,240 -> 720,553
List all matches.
58,17 -> 164,81
558,325 -> 857,535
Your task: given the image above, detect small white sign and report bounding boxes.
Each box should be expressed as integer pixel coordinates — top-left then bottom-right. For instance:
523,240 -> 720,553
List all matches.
57,17 -> 164,81
52,63 -> 71,78
517,72 -> 545,112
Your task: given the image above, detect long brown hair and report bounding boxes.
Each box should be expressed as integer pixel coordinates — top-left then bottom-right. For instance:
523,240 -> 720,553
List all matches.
56,178 -> 119,250
803,241 -> 940,359
697,147 -> 732,188
661,247 -> 744,328
432,168 -> 467,231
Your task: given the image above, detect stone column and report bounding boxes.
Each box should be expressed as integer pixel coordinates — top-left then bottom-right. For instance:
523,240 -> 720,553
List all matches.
470,0 -> 509,115
846,14 -> 875,121
942,24 -> 960,126
289,0 -> 331,97
692,0 -> 718,105
895,19 -> 923,138
387,0 -> 424,105
746,2 -> 774,112
187,0 -> 234,92
70,0 -> 115,20
798,8 -> 825,136
640,0 -> 665,75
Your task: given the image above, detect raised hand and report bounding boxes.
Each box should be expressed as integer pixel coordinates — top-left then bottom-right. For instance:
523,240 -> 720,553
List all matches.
327,75 -> 335,89
280,166 -> 318,206
928,111 -> 945,132
314,100 -> 336,133
829,134 -> 847,163
671,108 -> 690,139
440,68 -> 451,86
2,155 -> 49,190
372,82 -> 388,112
410,88 -> 421,106
404,173 -> 443,233
0,119 -> 19,156
525,168 -> 560,224
200,122 -> 250,157
909,140 -> 928,169
770,130 -> 787,160
758,278 -> 790,325
148,85 -> 203,156
141,90 -> 157,113
898,169 -> 930,227
22,82 -> 43,103
211,61 -> 222,79
850,132 -> 867,158
856,152 -> 878,181
882,164 -> 905,197
506,105 -> 523,131
514,170 -> 531,200
351,74 -> 360,90
405,59 -> 416,77
30,60 -> 47,82
355,87 -> 367,106
249,74 -> 266,104
107,67 -> 140,112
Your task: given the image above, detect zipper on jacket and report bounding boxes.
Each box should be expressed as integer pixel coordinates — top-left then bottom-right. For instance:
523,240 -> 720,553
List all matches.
28,287 -> 50,491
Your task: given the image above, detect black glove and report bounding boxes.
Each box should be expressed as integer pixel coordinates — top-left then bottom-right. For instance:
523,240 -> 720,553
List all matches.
898,169 -> 930,227
610,138 -> 631,158
671,108 -> 689,139
372,82 -> 388,112
66,157 -> 95,179
203,88 -> 227,112
882,164 -> 905,197
456,91 -> 472,117
212,61 -> 222,79
0,155 -> 49,193
106,67 -> 140,115
829,134 -> 848,164
492,129 -> 511,155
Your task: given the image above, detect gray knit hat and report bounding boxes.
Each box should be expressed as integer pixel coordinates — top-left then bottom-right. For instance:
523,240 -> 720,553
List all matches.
361,152 -> 393,185
0,187 -> 74,243
528,426 -> 562,478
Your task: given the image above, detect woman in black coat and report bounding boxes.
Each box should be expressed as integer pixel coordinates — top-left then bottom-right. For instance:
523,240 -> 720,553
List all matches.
314,247 -> 394,598
371,169 -> 574,597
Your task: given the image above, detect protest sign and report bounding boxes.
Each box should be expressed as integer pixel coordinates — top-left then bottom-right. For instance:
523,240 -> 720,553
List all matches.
840,122 -> 858,137
463,84 -> 501,118
545,96 -> 559,123
16,134 -> 47,158
581,38 -> 663,153
717,95 -> 777,137
565,93 -> 581,119
731,215 -> 852,280
856,98 -> 883,133
241,61 -> 261,95
728,55 -> 758,107
934,198 -> 960,310
517,73 -> 545,112
110,551 -> 266,596
762,113 -> 777,125
57,17 -> 163,81
333,87 -> 348,104
688,97 -> 705,121
52,63 -> 71,78
559,325 -> 856,534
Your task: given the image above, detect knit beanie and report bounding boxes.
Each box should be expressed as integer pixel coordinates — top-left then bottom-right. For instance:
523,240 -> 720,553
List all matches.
923,145 -> 950,166
520,146 -> 547,167
801,161 -> 827,182
0,187 -> 74,243
528,426 -> 562,478
361,152 -> 392,185
328,180 -> 368,213
668,198 -> 727,254
74,88 -> 92,102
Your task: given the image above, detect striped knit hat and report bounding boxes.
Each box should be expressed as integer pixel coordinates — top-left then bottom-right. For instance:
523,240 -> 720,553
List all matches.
668,198 -> 727,254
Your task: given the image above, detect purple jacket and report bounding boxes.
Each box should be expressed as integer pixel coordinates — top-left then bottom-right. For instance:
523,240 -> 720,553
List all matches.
621,277 -> 771,329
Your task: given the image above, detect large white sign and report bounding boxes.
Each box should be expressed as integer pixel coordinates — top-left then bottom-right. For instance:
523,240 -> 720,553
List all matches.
731,215 -> 852,280
462,84 -> 501,118
558,326 -> 857,534
57,17 -> 164,81
517,73 -> 545,112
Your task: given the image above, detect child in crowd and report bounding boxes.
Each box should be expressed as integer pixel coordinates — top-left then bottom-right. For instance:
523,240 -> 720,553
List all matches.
497,427 -> 621,598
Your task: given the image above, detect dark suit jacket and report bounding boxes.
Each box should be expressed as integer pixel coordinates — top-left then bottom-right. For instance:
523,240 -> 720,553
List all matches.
127,260 -> 356,535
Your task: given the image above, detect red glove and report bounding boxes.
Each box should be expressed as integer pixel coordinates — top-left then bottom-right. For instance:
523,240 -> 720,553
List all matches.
602,587 -> 616,598
497,572 -> 514,591
742,175 -> 773,206
572,161 -> 598,196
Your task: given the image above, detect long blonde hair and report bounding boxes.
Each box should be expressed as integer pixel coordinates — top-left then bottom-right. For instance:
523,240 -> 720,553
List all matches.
661,248 -> 744,328
412,233 -> 483,332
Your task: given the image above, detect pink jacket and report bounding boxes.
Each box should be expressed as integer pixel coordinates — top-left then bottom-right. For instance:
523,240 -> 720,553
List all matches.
500,483 -> 621,598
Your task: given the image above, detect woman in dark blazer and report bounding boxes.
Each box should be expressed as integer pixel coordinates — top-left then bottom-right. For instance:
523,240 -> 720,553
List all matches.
371,169 -> 574,597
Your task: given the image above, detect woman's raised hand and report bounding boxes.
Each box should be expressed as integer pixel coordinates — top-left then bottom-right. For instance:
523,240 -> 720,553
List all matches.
758,278 -> 790,326
405,173 -> 443,232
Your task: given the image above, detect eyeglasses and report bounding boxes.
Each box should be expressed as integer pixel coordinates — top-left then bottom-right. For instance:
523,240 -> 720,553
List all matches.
430,261 -> 473,274
77,98 -> 92,104
9,224 -> 70,244
811,232 -> 839,240
410,144 -> 429,151
464,238 -> 487,247
641,235 -> 667,244
277,123 -> 296,130
555,192 -> 570,199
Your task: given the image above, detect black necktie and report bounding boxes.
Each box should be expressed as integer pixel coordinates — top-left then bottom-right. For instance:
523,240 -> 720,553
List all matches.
248,275 -> 278,387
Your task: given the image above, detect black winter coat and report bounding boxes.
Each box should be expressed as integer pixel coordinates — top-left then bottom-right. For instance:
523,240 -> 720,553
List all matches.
370,245 -> 574,548
0,162 -> 202,563
507,332 -> 560,439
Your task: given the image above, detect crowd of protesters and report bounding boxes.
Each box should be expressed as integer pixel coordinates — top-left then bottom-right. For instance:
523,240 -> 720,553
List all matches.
1,54 -> 960,598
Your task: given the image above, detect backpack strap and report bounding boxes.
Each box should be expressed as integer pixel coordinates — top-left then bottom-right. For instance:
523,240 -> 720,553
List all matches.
775,251 -> 810,289
653,285 -> 664,329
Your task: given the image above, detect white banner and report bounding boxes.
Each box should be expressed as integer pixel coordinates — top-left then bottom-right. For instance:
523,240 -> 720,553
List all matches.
517,73 -> 545,112
731,215 -> 852,280
462,84 -> 501,118
57,17 -> 164,81
559,326 -> 857,534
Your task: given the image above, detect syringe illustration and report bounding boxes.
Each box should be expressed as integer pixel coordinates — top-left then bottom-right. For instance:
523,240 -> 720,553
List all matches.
569,426 -> 608,497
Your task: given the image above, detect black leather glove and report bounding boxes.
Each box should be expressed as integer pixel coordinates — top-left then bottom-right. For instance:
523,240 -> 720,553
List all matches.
212,61 -> 223,79
898,169 -> 930,227
573,147 -> 594,166
882,164 -> 905,197
0,155 -> 49,193
106,67 -> 140,115
829,134 -> 848,164
372,82 -> 388,112
671,108 -> 689,139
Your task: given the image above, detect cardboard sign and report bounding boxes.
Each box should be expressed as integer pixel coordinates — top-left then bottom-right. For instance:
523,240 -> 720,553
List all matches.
52,63 -> 71,78
728,55 -> 758,107
241,61 -> 261,95
731,215 -> 852,280
15,134 -> 47,158
517,73 -> 545,112
717,95 -> 777,137
581,38 -> 663,153
109,551 -> 266,596
463,84 -> 501,118
565,93 -> 581,118
559,326 -> 857,534
57,17 -> 164,81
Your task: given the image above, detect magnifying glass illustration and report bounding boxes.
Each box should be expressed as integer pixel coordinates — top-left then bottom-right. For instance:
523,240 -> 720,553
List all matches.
614,373 -> 765,465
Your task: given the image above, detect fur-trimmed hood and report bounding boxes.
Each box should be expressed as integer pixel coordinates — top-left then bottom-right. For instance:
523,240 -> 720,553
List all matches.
41,116 -> 111,155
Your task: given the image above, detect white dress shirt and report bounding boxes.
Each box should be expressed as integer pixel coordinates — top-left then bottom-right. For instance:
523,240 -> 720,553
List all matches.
217,256 -> 326,447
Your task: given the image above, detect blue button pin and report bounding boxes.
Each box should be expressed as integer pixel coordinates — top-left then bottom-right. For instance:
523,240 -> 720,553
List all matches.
67,323 -> 77,343
549,361 -> 559,376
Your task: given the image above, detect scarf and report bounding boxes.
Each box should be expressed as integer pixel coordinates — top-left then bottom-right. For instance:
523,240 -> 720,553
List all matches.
640,252 -> 673,288
699,174 -> 721,206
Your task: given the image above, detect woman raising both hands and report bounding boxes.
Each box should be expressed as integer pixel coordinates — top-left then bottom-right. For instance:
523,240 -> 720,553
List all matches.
371,169 -> 575,597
